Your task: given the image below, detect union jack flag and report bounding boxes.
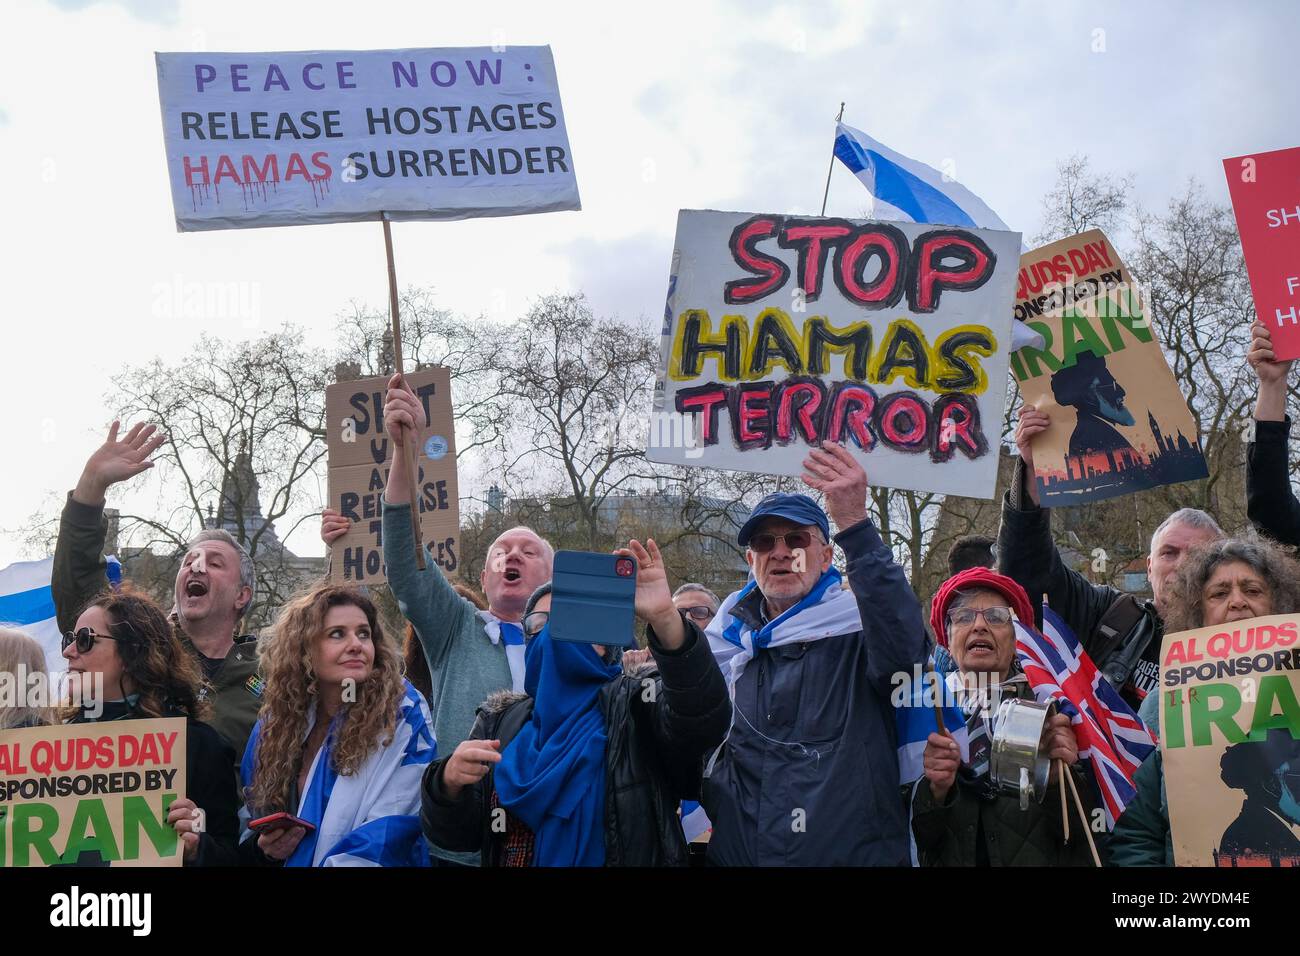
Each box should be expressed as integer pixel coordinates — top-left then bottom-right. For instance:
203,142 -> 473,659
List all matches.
1014,604 -> 1157,829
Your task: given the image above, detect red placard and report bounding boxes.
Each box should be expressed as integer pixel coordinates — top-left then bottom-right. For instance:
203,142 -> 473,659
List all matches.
1223,146 -> 1300,361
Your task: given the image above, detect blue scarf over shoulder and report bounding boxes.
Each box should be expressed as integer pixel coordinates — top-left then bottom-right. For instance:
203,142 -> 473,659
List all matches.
494,625 -> 620,866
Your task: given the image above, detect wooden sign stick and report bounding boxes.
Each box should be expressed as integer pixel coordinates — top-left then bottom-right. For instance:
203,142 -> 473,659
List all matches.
925,659 -> 946,736
1057,758 -> 1069,842
382,217 -> 426,570
1062,762 -> 1101,867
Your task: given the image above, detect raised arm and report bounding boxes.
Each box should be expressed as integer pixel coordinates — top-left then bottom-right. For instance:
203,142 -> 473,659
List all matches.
619,538 -> 731,790
376,372 -> 474,667
1246,320 -> 1300,547
803,442 -> 926,692
997,405 -> 1121,643
53,421 -> 165,632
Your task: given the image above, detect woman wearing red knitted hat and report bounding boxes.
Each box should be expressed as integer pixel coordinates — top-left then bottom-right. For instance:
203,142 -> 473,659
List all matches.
911,567 -> 1099,866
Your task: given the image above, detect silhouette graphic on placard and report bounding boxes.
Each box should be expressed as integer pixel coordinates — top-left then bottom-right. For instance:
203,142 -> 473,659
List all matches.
1213,727 -> 1300,867
1035,350 -> 1208,502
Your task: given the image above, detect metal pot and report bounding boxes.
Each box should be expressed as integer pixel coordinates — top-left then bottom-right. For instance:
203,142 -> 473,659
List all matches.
990,697 -> 1057,811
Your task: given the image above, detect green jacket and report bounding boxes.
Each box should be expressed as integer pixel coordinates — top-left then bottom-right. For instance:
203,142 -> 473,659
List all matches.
1107,692 -> 1174,865
382,500 -> 514,867
381,501 -> 512,750
50,493 -> 264,761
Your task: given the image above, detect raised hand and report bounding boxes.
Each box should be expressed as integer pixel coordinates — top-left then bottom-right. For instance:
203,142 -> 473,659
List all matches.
383,373 -> 426,448
1014,404 -> 1051,505
801,441 -> 868,531
616,538 -> 685,650
1248,321 -> 1293,387
1249,321 -> 1293,424
74,421 -> 166,506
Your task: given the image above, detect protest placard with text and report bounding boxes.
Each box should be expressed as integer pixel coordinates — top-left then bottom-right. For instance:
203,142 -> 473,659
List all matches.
1160,613 -> 1300,867
1224,146 -> 1300,361
1011,230 -> 1208,506
325,368 -> 459,584
155,47 -> 580,231
647,209 -> 1020,498
0,717 -> 186,867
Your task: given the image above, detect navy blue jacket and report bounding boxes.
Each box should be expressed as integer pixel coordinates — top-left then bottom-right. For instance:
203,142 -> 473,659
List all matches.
702,517 -> 927,866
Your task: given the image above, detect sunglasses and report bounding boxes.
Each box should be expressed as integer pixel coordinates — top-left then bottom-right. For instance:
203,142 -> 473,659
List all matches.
62,627 -> 123,655
748,530 -> 817,554
523,611 -> 549,638
948,606 -> 1013,629
680,605 -> 715,622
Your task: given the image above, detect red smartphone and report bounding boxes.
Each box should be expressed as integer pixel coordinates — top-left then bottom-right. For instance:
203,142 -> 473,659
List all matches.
249,811 -> 316,834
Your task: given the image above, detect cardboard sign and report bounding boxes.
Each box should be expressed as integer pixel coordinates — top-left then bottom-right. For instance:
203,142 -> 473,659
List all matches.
1010,230 -> 1208,506
155,48 -> 580,232
325,368 -> 459,584
1159,614 -> 1300,867
647,209 -> 1021,498
0,717 -> 186,867
1223,146 -> 1300,362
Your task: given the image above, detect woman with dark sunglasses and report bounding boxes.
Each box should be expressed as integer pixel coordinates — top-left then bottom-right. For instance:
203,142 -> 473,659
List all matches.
911,567 -> 1097,867
63,588 -> 241,866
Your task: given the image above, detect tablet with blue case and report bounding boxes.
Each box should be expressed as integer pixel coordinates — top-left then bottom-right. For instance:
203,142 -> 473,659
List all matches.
548,550 -> 638,648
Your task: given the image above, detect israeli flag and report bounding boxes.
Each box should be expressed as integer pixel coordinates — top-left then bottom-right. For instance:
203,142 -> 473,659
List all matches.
895,648 -> 969,786
833,122 -> 1043,351
833,122 -> 1010,231
0,558 -> 64,674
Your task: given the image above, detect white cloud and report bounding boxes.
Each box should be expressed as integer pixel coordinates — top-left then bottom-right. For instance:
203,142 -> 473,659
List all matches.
1,0 -> 1297,564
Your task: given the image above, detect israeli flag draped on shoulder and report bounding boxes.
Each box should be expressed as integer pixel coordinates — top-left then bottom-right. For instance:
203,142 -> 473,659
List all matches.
240,680 -> 437,867
894,644 -> 970,786
704,566 -> 862,689
895,645 -> 976,867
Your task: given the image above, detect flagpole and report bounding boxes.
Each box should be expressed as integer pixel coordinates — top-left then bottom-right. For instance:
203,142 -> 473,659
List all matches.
819,102 -> 845,217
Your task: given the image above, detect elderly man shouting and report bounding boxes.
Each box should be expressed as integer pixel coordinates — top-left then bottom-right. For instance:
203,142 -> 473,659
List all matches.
692,441 -> 927,866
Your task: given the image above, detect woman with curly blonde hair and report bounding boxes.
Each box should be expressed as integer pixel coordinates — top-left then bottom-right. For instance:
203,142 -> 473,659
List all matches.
238,583 -> 436,867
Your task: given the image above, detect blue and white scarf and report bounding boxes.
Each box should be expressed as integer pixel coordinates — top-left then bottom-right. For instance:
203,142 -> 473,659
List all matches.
479,610 -> 527,693
240,680 -> 437,867
704,567 -> 863,691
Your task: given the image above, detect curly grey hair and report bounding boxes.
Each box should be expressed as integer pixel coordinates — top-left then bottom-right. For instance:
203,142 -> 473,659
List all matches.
1161,537 -> 1300,633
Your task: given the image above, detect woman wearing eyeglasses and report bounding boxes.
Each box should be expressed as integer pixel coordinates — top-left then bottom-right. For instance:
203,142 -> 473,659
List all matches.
420,539 -> 731,866
63,588 -> 241,866
911,567 -> 1098,866
1109,538 -> 1300,866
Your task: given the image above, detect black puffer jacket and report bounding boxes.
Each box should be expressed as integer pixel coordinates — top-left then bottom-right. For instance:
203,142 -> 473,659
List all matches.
996,457 -> 1161,709
420,616 -> 730,866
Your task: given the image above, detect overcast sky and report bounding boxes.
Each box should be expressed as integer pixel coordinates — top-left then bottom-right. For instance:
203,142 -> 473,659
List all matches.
2,0 -> 1296,566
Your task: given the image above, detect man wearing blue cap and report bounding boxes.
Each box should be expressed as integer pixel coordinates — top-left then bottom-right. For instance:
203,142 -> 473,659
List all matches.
690,441 -> 927,865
